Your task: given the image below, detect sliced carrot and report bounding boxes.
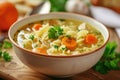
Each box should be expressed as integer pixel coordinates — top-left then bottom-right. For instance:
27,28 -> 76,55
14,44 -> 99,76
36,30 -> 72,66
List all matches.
33,24 -> 42,31
84,34 -> 98,45
62,37 -> 77,50
33,47 -> 47,55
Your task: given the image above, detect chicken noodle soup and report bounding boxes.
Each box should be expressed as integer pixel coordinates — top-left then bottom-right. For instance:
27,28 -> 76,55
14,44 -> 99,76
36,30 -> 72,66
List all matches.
14,19 -> 104,56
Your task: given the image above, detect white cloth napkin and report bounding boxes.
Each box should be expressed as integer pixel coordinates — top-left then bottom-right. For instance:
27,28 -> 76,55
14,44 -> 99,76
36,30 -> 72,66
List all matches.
90,6 -> 120,38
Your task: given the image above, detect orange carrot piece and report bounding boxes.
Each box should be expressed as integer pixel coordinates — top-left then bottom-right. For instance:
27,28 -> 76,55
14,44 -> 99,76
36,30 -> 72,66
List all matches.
33,24 -> 42,31
33,47 -> 47,55
84,34 -> 98,45
62,37 -> 77,50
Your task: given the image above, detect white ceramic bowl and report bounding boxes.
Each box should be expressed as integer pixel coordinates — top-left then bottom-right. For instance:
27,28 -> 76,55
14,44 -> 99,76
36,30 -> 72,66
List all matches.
9,13 -> 109,77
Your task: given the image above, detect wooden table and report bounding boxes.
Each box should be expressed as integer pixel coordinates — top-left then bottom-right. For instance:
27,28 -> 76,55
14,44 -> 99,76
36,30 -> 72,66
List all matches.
0,27 -> 120,80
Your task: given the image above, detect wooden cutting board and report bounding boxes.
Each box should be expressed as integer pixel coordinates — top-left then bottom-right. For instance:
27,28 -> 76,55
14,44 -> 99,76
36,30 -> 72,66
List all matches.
0,28 -> 120,80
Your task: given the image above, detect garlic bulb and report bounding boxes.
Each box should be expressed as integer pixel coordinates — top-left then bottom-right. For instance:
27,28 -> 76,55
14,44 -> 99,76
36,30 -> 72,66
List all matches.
65,0 -> 90,15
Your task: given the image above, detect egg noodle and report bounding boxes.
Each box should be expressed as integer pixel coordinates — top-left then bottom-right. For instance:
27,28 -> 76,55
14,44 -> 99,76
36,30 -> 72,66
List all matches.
14,19 -> 104,56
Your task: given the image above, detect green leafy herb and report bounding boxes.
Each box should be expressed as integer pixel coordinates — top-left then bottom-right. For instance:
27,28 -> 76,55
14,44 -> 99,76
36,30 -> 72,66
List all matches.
0,50 -> 2,57
54,45 -> 59,50
0,43 -> 2,49
29,35 -> 34,40
94,41 -> 120,74
0,39 -> 13,62
3,41 -> 13,49
49,0 -> 68,12
0,50 -> 12,62
3,51 -> 12,62
59,19 -> 65,21
62,47 -> 67,51
48,26 -> 63,39
103,42 -> 117,59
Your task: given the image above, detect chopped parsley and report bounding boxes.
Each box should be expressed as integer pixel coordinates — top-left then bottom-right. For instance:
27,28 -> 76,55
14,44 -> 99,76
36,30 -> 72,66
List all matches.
59,19 -> 65,21
29,35 -> 34,40
48,26 -> 63,39
62,47 -> 67,51
54,45 -> 59,50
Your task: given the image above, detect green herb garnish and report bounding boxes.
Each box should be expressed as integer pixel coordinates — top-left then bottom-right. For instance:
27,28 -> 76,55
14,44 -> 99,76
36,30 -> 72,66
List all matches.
0,43 -> 2,49
3,51 -> 12,62
62,47 -> 67,51
29,35 -> 34,40
3,41 -> 12,49
49,0 -> 68,12
59,19 -> 65,21
48,26 -> 63,39
0,39 -> 13,62
0,50 -> 2,57
94,41 -> 120,74
0,50 -> 12,62
54,45 -> 59,50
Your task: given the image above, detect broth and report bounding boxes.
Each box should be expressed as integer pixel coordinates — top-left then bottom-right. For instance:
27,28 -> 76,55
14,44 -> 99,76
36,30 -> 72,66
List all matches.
14,19 -> 104,56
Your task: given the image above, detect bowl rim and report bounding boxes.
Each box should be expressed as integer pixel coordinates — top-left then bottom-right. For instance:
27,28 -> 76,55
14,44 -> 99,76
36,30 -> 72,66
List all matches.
8,12 -> 110,58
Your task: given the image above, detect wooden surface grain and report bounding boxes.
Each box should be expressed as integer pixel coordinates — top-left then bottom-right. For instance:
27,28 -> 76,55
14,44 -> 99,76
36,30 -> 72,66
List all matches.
0,27 -> 120,80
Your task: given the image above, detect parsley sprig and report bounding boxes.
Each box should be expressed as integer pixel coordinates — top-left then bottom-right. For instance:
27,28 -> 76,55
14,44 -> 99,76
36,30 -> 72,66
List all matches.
94,42 -> 120,74
0,51 -> 12,62
3,40 -> 13,49
29,34 -> 34,40
0,40 -> 13,62
48,26 -> 63,39
54,45 -> 59,50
